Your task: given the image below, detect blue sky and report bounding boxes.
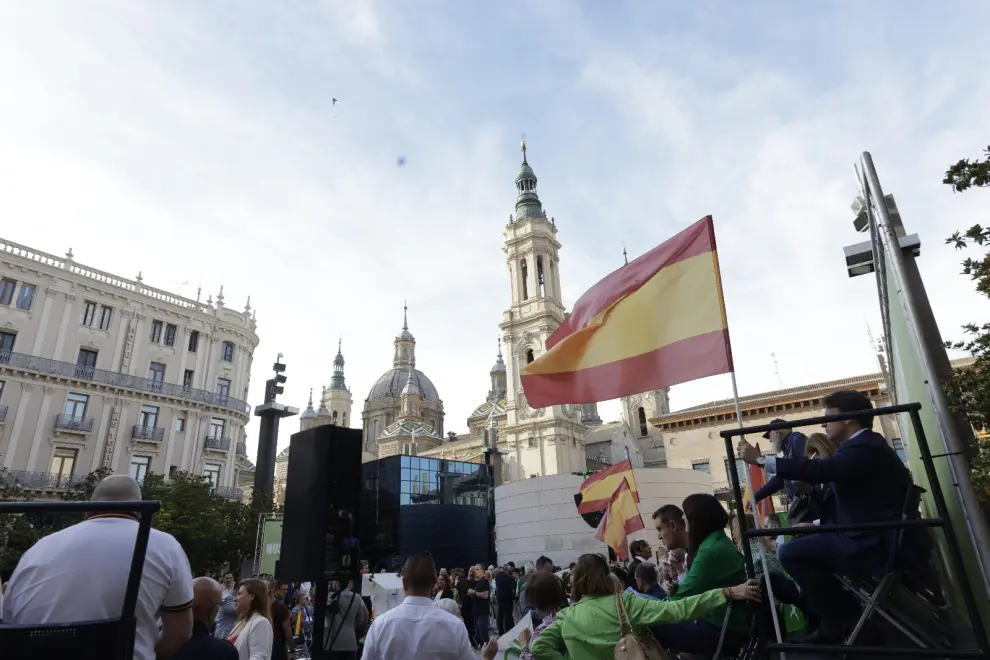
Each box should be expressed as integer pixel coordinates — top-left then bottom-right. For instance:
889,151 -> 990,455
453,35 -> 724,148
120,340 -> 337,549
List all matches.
1,1 -> 988,457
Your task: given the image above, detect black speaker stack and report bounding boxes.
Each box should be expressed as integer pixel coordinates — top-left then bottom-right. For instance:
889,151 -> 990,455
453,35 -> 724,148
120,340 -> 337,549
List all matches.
275,424 -> 364,660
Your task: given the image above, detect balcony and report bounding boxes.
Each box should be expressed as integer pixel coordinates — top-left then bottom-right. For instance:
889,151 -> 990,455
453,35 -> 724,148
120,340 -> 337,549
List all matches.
204,436 -> 231,452
215,486 -> 244,502
236,441 -> 247,457
0,349 -> 250,415
6,470 -> 85,490
132,425 -> 165,442
55,414 -> 94,434
0,404 -> 7,422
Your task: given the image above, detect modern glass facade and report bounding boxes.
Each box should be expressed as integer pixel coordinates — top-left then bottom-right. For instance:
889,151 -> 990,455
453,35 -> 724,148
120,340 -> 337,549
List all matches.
360,456 -> 494,572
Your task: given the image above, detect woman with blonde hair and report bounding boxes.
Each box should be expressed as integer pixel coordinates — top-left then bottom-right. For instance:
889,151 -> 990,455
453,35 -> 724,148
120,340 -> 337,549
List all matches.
227,578 -> 274,660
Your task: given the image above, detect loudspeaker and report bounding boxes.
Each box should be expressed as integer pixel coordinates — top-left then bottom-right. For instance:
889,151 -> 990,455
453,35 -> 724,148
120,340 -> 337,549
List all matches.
277,425 -> 363,582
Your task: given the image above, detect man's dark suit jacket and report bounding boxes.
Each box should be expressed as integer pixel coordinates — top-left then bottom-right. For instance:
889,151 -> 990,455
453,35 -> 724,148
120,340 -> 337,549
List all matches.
773,428 -> 928,574
171,621 -> 239,660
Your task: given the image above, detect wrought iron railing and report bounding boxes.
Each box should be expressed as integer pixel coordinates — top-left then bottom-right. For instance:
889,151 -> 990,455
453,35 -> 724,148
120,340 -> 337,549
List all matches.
131,425 -> 165,442
215,486 -> 244,501
6,470 -> 85,489
55,414 -> 94,433
0,349 -> 249,414
236,441 -> 247,457
0,404 -> 7,422
204,436 -> 231,452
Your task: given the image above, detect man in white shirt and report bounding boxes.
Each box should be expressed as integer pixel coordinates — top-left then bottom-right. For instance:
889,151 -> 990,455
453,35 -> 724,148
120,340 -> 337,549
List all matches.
363,551 -> 497,660
2,475 -> 194,660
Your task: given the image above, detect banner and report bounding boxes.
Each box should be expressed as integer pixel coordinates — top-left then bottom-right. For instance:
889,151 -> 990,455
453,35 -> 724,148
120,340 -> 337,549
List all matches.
497,613 -> 534,658
259,518 -> 283,576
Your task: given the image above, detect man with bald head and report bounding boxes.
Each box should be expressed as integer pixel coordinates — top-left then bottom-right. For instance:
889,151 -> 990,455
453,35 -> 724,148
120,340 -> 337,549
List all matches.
2,474 -> 195,660
172,578 -> 238,660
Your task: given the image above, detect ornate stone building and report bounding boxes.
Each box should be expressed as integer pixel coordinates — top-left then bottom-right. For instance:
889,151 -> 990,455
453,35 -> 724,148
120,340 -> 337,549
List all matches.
321,340 -> 353,427
0,238 -> 258,501
361,305 -> 444,455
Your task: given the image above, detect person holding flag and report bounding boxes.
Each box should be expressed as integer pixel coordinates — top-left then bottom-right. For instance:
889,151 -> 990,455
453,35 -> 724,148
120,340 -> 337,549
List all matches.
746,420 -> 808,519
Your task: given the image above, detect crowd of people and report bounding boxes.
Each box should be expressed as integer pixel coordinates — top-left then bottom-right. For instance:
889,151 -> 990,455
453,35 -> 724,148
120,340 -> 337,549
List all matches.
0,389 -> 947,658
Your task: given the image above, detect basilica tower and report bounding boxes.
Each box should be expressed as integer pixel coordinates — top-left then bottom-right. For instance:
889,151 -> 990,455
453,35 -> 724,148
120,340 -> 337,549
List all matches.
498,141 -> 588,480
322,339 -> 353,427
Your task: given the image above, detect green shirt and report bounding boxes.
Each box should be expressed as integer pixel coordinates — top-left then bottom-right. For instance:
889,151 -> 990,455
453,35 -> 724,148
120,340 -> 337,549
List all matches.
530,589 -> 726,660
668,531 -> 748,634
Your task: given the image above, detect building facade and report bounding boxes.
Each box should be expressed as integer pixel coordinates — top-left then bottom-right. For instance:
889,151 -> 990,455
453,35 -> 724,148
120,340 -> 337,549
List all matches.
0,238 -> 258,500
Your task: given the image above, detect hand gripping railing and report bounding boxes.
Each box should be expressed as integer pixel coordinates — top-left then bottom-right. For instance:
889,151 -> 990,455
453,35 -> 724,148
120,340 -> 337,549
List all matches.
0,499 -> 161,660
720,402 -> 989,658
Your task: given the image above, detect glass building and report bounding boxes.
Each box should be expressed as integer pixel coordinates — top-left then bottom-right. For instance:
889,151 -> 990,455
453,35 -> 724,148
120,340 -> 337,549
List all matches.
360,455 -> 494,572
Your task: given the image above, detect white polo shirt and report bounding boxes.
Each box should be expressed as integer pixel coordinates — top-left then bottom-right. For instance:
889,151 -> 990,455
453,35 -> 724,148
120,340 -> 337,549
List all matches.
362,595 -> 475,660
2,513 -> 194,660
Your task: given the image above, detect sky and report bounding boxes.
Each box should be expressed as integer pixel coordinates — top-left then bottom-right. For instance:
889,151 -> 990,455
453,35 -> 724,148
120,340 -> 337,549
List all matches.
1,1 -> 988,458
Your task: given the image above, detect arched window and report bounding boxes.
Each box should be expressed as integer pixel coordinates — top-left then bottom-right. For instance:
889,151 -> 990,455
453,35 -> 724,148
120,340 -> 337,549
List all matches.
332,410 -> 338,424
373,419 -> 380,439
520,260 -> 529,300
526,349 -> 535,364
536,255 -> 546,297
342,412 -> 347,427
637,407 -> 648,437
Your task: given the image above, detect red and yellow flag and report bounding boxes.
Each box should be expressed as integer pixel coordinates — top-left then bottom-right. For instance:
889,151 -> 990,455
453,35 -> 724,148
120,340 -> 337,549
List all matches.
577,459 -> 639,514
743,443 -> 776,522
594,477 -> 646,561
521,216 -> 733,407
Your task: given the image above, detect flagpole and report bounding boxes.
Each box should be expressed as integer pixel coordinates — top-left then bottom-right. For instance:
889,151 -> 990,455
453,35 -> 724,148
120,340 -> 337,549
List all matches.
729,370 -> 785,651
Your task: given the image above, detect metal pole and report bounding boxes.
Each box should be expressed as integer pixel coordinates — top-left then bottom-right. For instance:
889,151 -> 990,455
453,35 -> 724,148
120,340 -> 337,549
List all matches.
861,152 -> 990,595
729,371 -> 785,652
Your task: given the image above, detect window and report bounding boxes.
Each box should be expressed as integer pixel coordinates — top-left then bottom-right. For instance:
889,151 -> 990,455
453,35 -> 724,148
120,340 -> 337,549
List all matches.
332,410 -> 339,424
402,442 -> 418,456
216,378 -> 231,401
520,260 -> 529,300
342,412 -> 346,426
64,392 -> 89,418
149,320 -> 163,343
0,330 -> 14,354
527,437 -> 537,449
82,301 -> 97,326
130,455 -> 152,484
724,458 -> 746,483
139,405 -> 159,429
148,362 -> 166,388
536,255 -> 546,297
221,341 -> 235,362
164,323 -> 177,347
892,438 -> 906,462
203,464 -> 221,489
174,417 -> 186,433
210,417 -> 226,439
692,461 -> 711,473
98,305 -> 113,330
525,349 -> 535,364
50,448 -> 77,481
183,369 -> 195,389
76,348 -> 98,378
16,284 -> 35,310
0,278 -> 15,305
637,407 -> 648,437
373,420 -> 380,440
188,330 -> 199,353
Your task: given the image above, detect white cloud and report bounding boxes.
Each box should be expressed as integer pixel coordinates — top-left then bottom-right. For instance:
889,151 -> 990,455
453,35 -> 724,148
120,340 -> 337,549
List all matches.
0,1 -> 987,465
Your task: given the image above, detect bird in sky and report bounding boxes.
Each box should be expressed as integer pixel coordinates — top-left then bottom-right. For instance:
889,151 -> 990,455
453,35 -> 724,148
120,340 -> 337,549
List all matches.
332,98 -> 337,105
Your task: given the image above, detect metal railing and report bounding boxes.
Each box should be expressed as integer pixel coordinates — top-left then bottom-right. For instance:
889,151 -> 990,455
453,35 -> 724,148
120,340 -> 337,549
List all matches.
55,413 -> 94,433
0,404 -> 7,422
236,441 -> 247,457
204,436 -> 231,452
721,402 -> 989,658
5,470 -> 86,489
215,486 -> 244,501
131,425 -> 164,442
0,349 -> 249,414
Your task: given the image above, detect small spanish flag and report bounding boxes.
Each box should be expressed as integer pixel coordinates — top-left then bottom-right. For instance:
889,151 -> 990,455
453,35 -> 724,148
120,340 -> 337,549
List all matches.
743,443 -> 776,522
577,459 -> 639,514
595,477 -> 645,561
521,216 -> 733,407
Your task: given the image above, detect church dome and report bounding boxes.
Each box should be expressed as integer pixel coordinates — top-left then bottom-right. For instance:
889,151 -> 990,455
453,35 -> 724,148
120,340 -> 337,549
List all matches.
367,368 -> 441,403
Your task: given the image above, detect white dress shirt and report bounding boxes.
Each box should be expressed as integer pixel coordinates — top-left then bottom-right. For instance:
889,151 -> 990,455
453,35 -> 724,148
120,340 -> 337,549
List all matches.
362,595 -> 475,660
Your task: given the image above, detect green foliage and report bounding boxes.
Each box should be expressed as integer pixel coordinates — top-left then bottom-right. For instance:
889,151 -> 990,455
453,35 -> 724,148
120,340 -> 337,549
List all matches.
0,464 -> 50,576
942,148 -> 990,515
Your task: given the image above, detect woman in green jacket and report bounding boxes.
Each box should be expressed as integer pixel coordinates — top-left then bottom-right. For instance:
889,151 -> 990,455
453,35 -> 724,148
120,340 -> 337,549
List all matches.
530,553 -> 759,660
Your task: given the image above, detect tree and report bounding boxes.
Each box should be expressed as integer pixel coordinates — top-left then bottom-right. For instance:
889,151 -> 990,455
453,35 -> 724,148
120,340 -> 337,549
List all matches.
943,146 -> 990,513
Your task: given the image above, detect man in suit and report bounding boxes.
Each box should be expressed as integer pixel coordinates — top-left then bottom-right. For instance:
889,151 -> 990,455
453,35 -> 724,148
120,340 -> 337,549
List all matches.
738,389 -> 921,643
172,577 -> 238,660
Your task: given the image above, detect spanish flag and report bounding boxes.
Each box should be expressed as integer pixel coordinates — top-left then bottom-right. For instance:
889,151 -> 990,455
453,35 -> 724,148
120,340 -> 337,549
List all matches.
743,443 -> 776,521
577,459 -> 640,514
595,477 -> 645,561
521,216 -> 732,407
